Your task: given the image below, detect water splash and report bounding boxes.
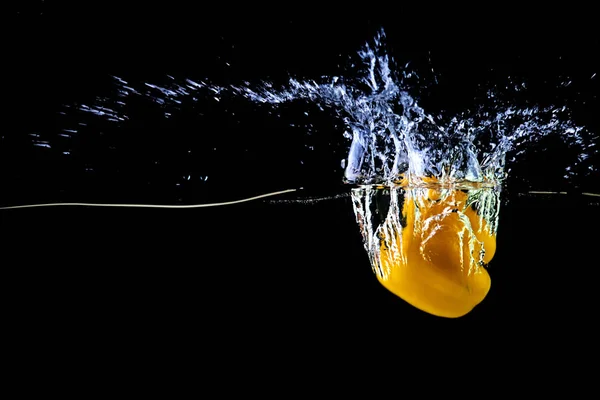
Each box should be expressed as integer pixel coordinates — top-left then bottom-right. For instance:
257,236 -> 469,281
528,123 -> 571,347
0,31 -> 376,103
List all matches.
228,30 -> 596,187
44,30 -> 597,193
19,28 -> 597,202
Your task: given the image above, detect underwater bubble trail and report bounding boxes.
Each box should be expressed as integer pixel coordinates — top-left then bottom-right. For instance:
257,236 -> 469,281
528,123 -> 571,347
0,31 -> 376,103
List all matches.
0,189 -> 298,210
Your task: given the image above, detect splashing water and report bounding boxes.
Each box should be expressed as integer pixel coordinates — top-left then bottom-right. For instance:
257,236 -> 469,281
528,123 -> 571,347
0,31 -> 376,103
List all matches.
232,30 -> 596,187
53,29 -> 596,191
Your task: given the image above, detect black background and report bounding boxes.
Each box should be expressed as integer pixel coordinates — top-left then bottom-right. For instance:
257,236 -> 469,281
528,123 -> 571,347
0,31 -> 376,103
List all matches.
3,1 -> 600,380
